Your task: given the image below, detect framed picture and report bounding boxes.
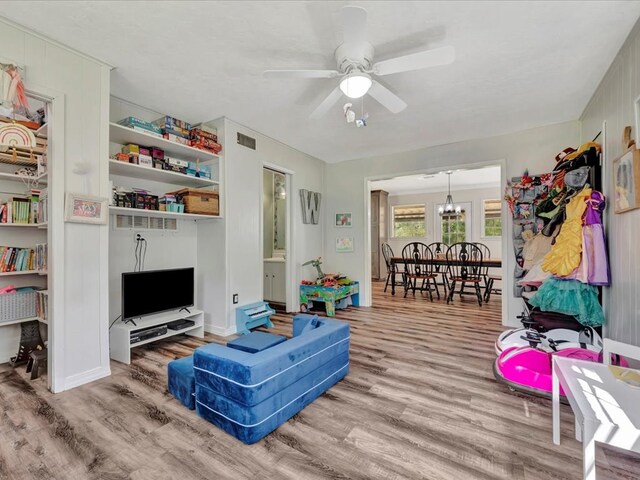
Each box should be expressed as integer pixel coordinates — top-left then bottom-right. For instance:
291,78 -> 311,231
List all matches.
613,149 -> 640,213
335,237 -> 354,253
335,212 -> 352,227
64,193 -> 109,224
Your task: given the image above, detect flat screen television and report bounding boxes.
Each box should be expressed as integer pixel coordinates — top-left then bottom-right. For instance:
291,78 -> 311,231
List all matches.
122,267 -> 194,321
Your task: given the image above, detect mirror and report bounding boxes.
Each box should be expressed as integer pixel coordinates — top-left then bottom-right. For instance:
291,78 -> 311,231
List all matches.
273,172 -> 286,252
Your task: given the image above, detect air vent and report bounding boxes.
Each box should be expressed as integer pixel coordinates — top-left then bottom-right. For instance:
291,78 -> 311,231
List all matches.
133,216 -> 149,229
237,132 -> 256,150
113,215 -> 179,232
149,217 -> 164,230
115,215 -> 133,229
164,218 -> 178,231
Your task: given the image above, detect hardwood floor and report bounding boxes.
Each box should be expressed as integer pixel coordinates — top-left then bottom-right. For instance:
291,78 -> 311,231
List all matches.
1,282 -> 638,479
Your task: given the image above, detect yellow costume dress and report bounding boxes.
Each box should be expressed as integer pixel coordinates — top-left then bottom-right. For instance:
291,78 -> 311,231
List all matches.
541,187 -> 591,276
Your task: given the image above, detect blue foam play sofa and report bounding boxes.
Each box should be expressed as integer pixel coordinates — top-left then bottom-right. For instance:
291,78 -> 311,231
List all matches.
168,314 -> 350,444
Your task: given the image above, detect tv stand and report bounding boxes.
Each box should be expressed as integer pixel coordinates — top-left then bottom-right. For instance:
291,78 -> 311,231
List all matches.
179,307 -> 191,314
122,318 -> 138,327
109,309 -> 204,364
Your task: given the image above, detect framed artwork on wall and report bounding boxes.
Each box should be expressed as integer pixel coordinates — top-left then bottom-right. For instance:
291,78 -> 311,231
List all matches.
335,212 -> 352,227
612,148 -> 640,213
335,237 -> 354,253
64,193 -> 109,224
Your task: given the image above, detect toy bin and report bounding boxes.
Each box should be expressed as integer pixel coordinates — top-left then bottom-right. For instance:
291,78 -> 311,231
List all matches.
168,188 -> 219,216
0,290 -> 38,324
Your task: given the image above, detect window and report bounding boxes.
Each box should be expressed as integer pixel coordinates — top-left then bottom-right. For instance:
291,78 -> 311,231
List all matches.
483,199 -> 502,237
391,204 -> 426,238
441,212 -> 466,245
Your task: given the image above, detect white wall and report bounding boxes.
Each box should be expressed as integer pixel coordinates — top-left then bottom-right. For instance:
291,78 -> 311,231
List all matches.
109,221 -> 198,323
581,18 -> 640,346
385,186 -> 502,257
324,120 -> 581,327
0,18 -> 111,391
201,118 -> 325,335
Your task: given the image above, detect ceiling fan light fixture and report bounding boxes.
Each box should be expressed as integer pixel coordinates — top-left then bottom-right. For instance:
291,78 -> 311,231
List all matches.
339,72 -> 372,99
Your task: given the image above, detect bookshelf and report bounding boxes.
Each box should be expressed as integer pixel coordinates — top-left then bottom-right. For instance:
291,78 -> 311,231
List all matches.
109,123 -> 220,162
108,112 -> 223,221
0,97 -> 51,376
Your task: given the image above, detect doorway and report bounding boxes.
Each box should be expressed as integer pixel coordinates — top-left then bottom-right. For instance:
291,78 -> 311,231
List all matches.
262,167 -> 289,309
366,163 -> 506,319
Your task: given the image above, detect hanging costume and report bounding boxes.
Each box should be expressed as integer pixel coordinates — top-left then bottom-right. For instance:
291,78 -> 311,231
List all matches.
576,191 -> 610,286
541,187 -> 591,276
529,278 -> 604,327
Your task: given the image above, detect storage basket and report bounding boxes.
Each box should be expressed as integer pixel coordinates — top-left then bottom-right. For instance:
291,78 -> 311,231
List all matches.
0,290 -> 38,324
168,188 -> 219,216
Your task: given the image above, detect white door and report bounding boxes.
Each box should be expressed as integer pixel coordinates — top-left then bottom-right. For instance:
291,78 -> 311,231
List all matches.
263,262 -> 272,301
271,262 -> 286,303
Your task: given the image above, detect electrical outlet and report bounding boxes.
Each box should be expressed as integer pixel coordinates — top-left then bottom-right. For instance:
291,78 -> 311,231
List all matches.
233,294 -> 239,304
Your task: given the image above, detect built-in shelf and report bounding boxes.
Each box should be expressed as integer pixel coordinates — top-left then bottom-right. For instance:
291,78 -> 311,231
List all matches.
0,316 -> 47,327
109,123 -> 220,163
109,160 -> 218,187
0,171 -> 48,184
109,206 -> 221,220
0,270 -> 47,277
0,223 -> 47,228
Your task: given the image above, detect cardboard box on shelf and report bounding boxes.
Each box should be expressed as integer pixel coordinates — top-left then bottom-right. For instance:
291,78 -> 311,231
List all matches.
154,116 -> 192,135
117,116 -> 162,135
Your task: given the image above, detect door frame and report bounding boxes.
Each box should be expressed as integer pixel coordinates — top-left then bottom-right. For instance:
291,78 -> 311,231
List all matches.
364,158 -> 508,326
262,162 -> 295,312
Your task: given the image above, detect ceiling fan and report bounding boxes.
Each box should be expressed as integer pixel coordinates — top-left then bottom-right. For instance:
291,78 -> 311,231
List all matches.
263,6 -> 455,118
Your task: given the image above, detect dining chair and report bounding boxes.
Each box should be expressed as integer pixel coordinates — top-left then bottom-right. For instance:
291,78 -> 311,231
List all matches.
473,242 -> 502,302
401,242 -> 439,301
473,242 -> 491,292
428,241 -> 450,293
445,242 -> 484,306
381,243 -> 405,293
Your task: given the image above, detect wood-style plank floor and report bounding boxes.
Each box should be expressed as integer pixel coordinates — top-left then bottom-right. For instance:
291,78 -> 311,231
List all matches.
1,282 -> 638,479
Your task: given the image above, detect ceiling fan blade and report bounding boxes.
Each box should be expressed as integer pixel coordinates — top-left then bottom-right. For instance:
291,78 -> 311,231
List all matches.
310,86 -> 343,119
263,69 -> 340,79
372,45 -> 455,76
367,81 -> 407,113
342,6 -> 368,44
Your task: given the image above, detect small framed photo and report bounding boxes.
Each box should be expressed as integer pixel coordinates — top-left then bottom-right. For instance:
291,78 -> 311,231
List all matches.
335,212 -> 352,227
613,149 -> 640,213
65,193 -> 108,224
335,237 -> 354,253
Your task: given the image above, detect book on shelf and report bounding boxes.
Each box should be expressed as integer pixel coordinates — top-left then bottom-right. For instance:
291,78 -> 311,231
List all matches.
0,245 -> 44,272
35,243 -> 47,271
36,290 -> 48,321
0,189 -> 47,224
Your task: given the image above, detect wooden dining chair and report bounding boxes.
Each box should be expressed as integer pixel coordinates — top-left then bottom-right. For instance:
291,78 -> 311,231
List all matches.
473,242 -> 491,292
445,242 -> 483,306
473,243 -> 502,302
401,242 -> 439,301
427,241 -> 450,293
381,243 -> 405,293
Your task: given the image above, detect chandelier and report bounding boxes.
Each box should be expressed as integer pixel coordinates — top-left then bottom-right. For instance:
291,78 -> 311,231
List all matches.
438,171 -> 461,215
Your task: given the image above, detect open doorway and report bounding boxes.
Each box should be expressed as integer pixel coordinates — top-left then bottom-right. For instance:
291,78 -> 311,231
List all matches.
367,164 -> 505,313
262,167 -> 289,310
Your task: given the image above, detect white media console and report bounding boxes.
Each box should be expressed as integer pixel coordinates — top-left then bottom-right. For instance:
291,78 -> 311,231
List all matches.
109,309 -> 204,364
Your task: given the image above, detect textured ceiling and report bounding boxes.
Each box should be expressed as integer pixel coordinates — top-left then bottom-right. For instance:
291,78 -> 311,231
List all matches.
2,1 -> 639,163
371,166 -> 501,195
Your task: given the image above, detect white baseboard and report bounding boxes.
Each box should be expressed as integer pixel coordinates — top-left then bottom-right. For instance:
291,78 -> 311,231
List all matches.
204,322 -> 237,337
62,365 -> 111,391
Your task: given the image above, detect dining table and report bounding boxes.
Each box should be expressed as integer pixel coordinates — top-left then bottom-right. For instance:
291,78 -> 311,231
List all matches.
389,256 -> 502,295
